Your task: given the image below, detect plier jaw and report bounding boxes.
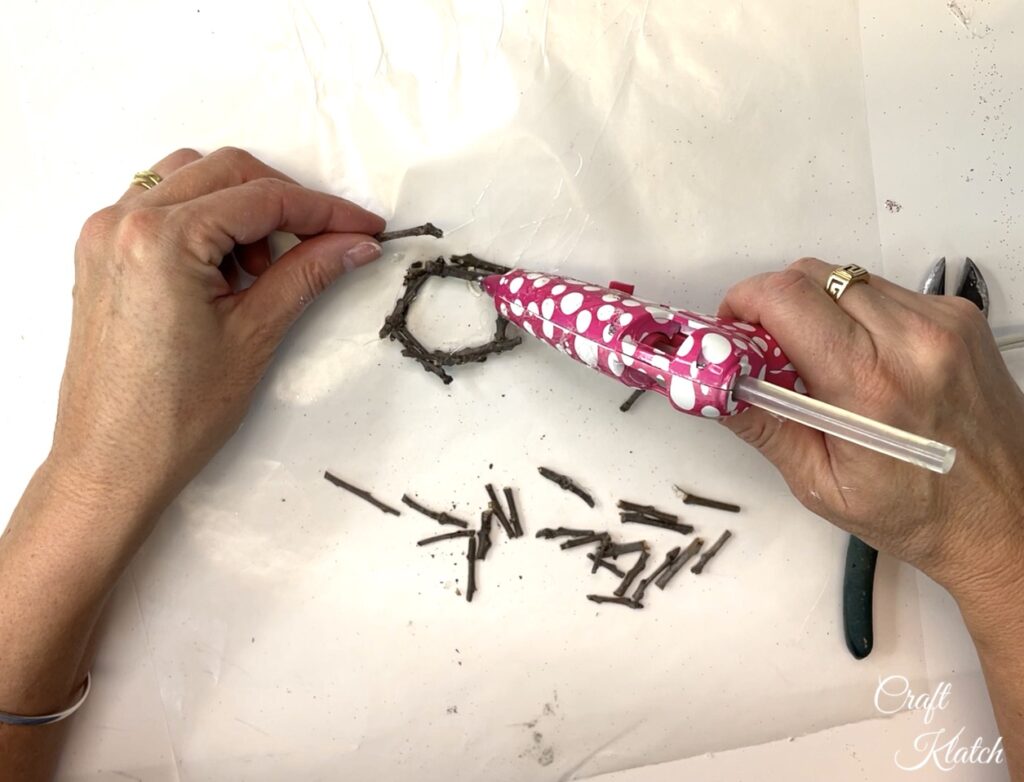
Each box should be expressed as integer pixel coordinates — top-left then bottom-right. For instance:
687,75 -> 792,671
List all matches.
920,256 -> 990,317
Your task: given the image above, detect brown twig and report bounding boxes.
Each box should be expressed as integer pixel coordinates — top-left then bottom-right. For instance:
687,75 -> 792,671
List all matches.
587,554 -> 626,578
376,222 -> 444,242
617,500 -> 679,522
619,389 -> 646,412
417,530 -> 475,546
673,485 -> 741,513
324,471 -> 401,515
503,487 -> 523,538
560,533 -> 610,550
536,527 -> 597,539
486,484 -> 515,538
401,494 -> 470,528
619,512 -> 695,536
604,541 -> 648,558
692,530 -> 733,574
614,550 -> 650,597
476,510 -> 494,560
591,537 -> 611,573
466,536 -> 477,602
655,538 -> 704,589
587,594 -> 643,609
633,547 -> 680,602
538,467 -> 595,508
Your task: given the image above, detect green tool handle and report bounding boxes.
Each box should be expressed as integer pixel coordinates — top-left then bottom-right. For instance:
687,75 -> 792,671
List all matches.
842,535 -> 879,660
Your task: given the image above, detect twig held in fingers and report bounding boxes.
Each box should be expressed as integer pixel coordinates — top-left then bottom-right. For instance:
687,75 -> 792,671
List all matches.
376,223 -> 444,242
537,467 -> 595,508
324,471 -> 401,515
417,530 -> 475,546
692,530 -> 733,574
673,485 -> 741,513
401,494 -> 470,528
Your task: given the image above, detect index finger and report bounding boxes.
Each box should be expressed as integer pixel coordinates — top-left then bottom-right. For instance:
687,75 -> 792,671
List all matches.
718,268 -> 876,400
167,178 -> 385,263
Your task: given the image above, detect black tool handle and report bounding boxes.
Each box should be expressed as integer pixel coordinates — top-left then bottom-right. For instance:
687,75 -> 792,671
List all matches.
842,535 -> 879,659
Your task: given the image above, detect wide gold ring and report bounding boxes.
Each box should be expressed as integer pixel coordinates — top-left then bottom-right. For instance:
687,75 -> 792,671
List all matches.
825,264 -> 870,301
131,169 -> 163,190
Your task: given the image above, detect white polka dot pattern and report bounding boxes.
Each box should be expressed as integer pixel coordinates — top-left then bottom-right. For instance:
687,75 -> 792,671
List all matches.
479,269 -> 801,417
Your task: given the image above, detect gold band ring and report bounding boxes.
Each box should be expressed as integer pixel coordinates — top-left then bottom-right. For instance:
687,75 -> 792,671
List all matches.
825,264 -> 870,301
131,169 -> 163,190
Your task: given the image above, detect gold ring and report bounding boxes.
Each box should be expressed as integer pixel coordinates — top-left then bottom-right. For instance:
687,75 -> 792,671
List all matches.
825,264 -> 870,301
131,169 -> 163,190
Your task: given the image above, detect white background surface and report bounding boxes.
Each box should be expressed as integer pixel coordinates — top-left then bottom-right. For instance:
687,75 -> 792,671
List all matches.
0,1 -> 1020,780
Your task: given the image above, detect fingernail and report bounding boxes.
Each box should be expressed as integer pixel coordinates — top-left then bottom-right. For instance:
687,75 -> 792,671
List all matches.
342,241 -> 382,272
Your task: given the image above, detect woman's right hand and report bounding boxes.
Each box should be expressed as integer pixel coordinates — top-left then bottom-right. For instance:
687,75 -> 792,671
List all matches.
718,258 -> 1024,602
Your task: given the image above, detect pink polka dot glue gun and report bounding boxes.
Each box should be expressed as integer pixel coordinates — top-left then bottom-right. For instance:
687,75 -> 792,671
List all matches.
481,270 -> 956,474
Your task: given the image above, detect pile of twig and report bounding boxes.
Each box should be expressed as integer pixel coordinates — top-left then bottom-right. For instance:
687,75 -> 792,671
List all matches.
322,470 -> 524,602
535,499 -> 729,609
323,467 -> 737,609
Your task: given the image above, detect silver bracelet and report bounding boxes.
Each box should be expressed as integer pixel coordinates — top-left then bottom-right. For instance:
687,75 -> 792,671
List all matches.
0,672 -> 91,726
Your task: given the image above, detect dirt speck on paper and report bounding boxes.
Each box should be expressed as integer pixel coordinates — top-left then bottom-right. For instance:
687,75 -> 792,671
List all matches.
884,199 -> 902,213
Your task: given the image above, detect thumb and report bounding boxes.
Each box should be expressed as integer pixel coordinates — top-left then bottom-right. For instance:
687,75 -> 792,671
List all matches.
238,232 -> 381,337
720,407 -> 833,503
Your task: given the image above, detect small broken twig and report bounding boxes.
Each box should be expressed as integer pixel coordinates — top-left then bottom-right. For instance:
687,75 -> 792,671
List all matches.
417,530 -> 475,546
376,222 -> 444,242
587,594 -> 643,609
619,512 -> 695,536
476,510 -> 494,560
619,389 -> 646,412
586,554 -> 626,578
486,484 -> 515,538
536,527 -> 597,540
324,471 -> 401,515
537,467 -> 595,507
633,547 -> 680,602
466,536 -> 477,602
614,550 -> 650,597
560,533 -> 610,550
691,530 -> 733,574
503,487 -> 523,538
401,494 -> 470,528
673,485 -> 741,513
655,537 -> 704,589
